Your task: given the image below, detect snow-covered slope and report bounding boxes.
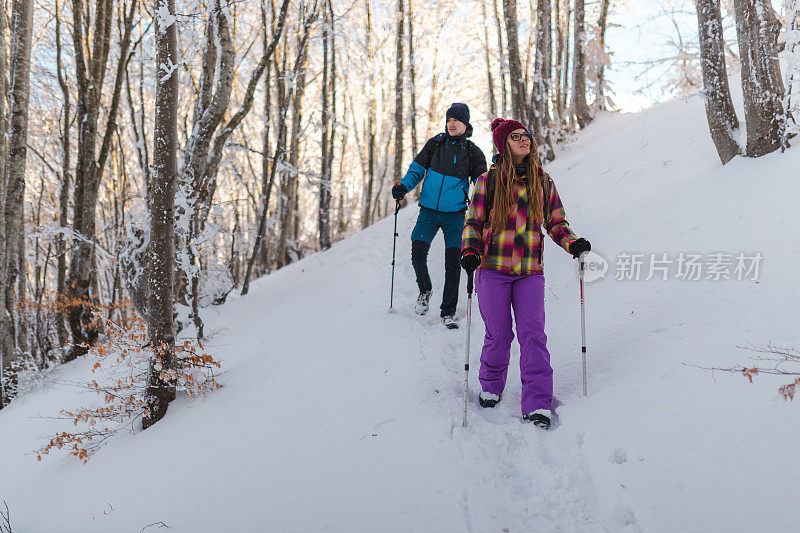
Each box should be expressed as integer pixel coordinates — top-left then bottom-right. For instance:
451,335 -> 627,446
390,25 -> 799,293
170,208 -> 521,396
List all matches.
2,92 -> 800,532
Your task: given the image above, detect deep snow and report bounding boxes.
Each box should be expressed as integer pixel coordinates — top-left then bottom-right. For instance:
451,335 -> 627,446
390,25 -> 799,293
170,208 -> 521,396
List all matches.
2,90 -> 800,532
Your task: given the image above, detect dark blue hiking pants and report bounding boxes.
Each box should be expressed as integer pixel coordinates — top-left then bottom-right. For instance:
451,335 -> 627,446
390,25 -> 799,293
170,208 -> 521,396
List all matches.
410,207 -> 465,317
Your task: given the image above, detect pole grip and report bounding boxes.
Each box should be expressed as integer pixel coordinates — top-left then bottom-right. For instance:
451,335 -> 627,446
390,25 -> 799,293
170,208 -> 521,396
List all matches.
466,270 -> 474,294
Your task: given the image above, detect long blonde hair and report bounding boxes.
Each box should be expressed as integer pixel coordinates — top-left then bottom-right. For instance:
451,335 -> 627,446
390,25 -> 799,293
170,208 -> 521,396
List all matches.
489,139 -> 546,232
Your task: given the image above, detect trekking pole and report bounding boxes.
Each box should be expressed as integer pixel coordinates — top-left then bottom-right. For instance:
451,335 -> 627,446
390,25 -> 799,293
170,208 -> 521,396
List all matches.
389,198 -> 401,310
462,270 -> 474,427
578,256 -> 587,397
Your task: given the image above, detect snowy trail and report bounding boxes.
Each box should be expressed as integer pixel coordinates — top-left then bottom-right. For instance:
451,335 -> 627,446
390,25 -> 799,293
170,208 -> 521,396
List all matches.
192,204 -> 629,532
3,93 -> 800,531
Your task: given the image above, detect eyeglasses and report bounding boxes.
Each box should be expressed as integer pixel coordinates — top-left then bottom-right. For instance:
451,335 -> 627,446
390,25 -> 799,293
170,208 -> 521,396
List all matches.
509,132 -> 532,142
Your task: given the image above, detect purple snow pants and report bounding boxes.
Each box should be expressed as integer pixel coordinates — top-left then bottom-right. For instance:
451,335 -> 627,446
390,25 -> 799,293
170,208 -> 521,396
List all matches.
475,268 -> 552,415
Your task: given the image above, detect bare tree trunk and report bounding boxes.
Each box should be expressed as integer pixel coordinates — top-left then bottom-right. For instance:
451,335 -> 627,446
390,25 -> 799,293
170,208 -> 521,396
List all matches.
572,0 -> 591,128
242,98 -> 288,294
276,5 -> 316,268
67,0 -> 137,360
696,0 -> 741,164
0,0 -> 11,404
143,0 -> 179,430
394,0 -> 405,181
277,59 -> 306,267
1,0 -> 35,395
272,40 -> 288,266
258,0 -> 274,273
198,0 -> 291,220
329,6 -> 337,234
54,0 -> 70,349
408,0 -> 418,154
15,222 -> 26,354
562,0 -> 571,120
319,0 -> 333,251
503,0 -> 529,122
124,11 -> 152,196
595,0 -> 611,110
482,0 -> 498,117
783,0 -> 800,150
554,0 -> 564,121
494,0 -> 509,115
733,0 -> 785,156
532,0 -> 555,159
67,0 -> 112,357
175,0 -> 235,334
361,0 -> 375,229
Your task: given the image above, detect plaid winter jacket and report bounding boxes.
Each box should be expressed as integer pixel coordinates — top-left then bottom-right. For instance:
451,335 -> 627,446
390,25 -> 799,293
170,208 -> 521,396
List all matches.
461,167 -> 577,275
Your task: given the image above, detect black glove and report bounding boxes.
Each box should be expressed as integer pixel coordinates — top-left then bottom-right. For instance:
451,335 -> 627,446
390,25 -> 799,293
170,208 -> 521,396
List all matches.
461,251 -> 480,273
391,183 -> 407,201
569,238 -> 591,259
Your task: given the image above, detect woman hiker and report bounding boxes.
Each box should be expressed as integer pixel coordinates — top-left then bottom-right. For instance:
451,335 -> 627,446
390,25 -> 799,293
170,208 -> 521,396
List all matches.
459,118 -> 591,429
392,103 -> 487,329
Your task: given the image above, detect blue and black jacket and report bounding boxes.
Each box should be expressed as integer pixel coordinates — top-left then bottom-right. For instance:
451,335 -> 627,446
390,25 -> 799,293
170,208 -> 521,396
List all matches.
399,125 -> 487,213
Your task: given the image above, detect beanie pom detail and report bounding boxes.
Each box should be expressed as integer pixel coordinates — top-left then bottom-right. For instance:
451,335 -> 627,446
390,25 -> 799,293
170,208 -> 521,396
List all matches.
491,118 -> 528,155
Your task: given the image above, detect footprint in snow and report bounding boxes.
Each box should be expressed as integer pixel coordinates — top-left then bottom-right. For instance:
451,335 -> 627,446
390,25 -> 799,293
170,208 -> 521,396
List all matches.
610,448 -> 628,464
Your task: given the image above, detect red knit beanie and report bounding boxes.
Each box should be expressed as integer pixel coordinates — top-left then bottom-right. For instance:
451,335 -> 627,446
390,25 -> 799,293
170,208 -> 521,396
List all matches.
491,118 -> 528,156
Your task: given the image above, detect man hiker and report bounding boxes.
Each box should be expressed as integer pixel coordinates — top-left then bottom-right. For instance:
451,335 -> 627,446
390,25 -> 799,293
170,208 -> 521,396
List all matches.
392,103 -> 487,329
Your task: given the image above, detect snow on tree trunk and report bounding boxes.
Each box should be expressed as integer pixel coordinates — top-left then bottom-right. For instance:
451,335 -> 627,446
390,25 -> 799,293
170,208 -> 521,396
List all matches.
0,1 -> 9,405
174,0 -> 234,335
143,0 -> 179,430
734,0 -> 785,157
696,0 -> 741,164
1,0 -> 34,401
782,0 -> 800,148
178,0 -> 289,319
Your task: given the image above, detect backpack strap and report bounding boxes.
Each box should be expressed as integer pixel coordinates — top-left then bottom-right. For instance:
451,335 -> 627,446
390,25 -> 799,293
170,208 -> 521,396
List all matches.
427,133 -> 446,170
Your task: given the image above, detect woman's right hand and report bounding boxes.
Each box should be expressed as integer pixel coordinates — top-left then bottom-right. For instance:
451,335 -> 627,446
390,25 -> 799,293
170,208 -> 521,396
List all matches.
461,251 -> 480,273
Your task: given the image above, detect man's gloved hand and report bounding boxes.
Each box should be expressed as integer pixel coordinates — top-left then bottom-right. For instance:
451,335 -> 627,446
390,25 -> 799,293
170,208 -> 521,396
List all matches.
391,183 -> 408,201
569,238 -> 592,259
461,251 -> 481,273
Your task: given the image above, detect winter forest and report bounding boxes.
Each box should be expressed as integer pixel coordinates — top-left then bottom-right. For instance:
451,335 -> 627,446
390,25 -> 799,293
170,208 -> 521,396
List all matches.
1,0 -> 800,529
0,0 -> 643,417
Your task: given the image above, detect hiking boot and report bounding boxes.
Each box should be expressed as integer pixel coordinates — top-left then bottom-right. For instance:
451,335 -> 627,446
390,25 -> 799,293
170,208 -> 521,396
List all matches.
523,409 -> 551,430
415,291 -> 432,315
442,315 -> 459,329
479,391 -> 501,408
